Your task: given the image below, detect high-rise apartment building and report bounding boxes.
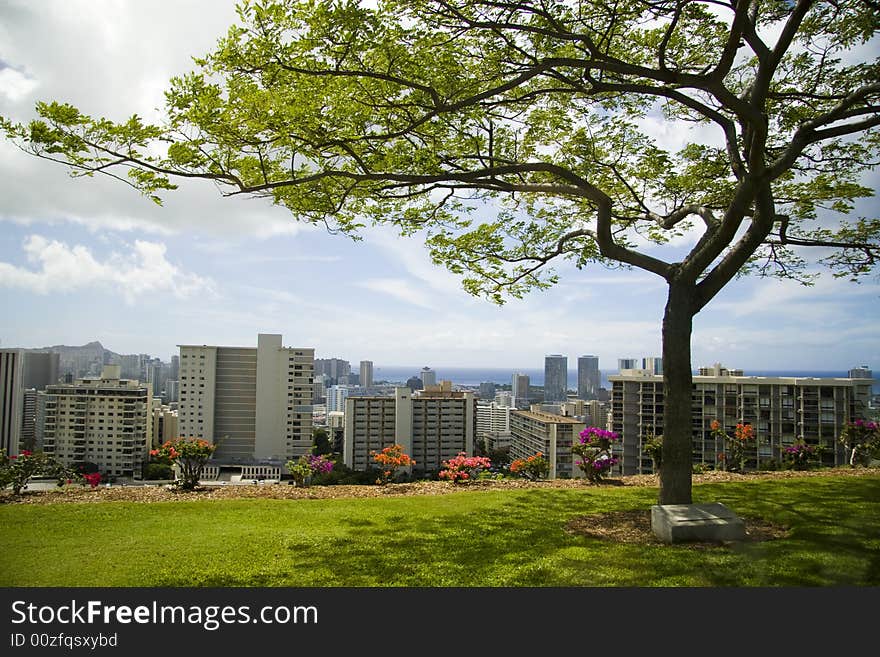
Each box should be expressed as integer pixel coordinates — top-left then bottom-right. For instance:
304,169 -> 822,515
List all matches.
359,360 -> 374,389
151,401 -> 179,448
178,334 -> 314,467
312,374 -> 328,404
476,401 -> 513,453
478,381 -> 497,400
22,352 -> 60,390
165,380 -> 179,404
315,358 -> 351,385
554,399 -> 608,427
511,372 -> 530,408
119,354 -> 141,380
1,349 -> 60,456
848,365 -> 873,380
509,410 -> 585,479
610,366 -> 873,475
20,389 -> 38,451
326,384 -> 350,414
0,350 -> 24,456
37,365 -> 152,478
344,387 -> 475,472
577,355 -> 600,400
544,355 -> 568,402
420,367 -> 437,388
494,390 -> 514,407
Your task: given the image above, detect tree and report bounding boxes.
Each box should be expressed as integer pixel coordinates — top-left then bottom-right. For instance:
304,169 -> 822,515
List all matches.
510,452 -> 550,480
2,0 -> 878,504
438,452 -> 493,482
371,444 -> 415,484
285,452 -> 334,486
313,428 -> 333,456
0,450 -> 82,495
572,427 -> 620,483
151,439 -> 217,490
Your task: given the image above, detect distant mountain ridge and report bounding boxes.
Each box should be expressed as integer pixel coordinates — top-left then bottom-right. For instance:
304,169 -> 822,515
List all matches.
23,341 -> 125,377
29,341 -> 115,355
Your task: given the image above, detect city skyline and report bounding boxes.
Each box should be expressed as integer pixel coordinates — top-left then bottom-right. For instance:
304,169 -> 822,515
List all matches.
1,1 -> 878,372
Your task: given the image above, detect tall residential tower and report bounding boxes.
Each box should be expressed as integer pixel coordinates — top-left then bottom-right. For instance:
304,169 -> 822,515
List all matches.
544,355 -> 568,402
177,334 -> 314,468
577,355 -> 600,400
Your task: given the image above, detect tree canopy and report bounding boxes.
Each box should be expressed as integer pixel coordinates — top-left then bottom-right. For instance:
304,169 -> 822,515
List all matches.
3,0 -> 879,504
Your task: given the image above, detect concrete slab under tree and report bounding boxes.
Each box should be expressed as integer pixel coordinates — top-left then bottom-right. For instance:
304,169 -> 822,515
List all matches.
651,502 -> 746,543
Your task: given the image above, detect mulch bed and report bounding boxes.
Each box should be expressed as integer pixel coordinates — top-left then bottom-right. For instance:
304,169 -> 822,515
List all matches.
2,466 -> 877,508
564,509 -> 791,548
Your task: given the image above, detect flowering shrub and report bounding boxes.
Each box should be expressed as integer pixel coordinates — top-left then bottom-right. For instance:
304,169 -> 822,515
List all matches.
783,442 -> 818,471
573,427 -> 620,483
285,453 -> 334,487
0,450 -> 81,495
151,438 -> 216,490
509,452 -> 549,480
710,420 -> 755,473
839,419 -> 880,467
438,452 -> 492,483
370,444 -> 415,485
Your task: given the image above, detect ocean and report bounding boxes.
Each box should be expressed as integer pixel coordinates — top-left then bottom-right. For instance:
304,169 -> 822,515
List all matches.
371,366 -> 879,393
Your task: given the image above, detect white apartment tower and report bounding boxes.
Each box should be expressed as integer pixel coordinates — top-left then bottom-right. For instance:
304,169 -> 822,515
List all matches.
177,334 -> 314,465
476,401 -> 513,453
420,367 -> 437,388
326,384 -> 350,414
344,387 -> 475,472
511,372 -> 530,408
151,401 -> 179,448
37,365 -> 152,478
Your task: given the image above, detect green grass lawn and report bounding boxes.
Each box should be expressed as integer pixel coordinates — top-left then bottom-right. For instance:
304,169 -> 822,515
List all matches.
1,474 -> 878,586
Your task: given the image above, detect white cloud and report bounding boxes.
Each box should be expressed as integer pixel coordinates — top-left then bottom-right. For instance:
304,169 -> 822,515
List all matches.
0,235 -> 216,303
364,228 -> 472,298
0,0 -> 303,240
0,67 -> 38,102
710,276 -> 879,321
357,278 -> 434,309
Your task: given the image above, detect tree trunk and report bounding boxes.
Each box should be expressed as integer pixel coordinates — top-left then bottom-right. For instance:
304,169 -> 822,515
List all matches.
659,282 -> 696,505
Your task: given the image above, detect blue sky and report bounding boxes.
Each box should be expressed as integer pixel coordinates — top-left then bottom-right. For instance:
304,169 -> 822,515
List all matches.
0,0 -> 878,372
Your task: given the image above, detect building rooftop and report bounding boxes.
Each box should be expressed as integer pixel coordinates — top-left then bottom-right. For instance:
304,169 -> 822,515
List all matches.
608,373 -> 873,385
511,410 -> 583,424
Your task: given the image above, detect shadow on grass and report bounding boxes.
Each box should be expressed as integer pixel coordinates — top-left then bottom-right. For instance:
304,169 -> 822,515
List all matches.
147,477 -> 879,587
693,477 -> 880,586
